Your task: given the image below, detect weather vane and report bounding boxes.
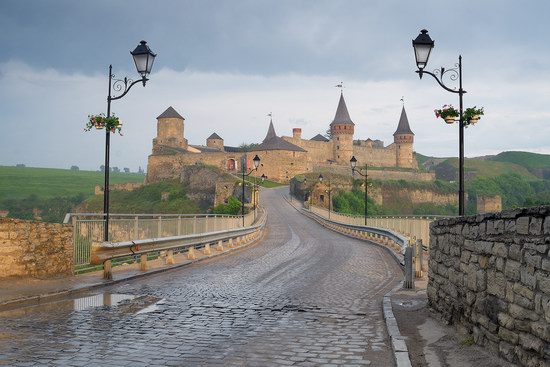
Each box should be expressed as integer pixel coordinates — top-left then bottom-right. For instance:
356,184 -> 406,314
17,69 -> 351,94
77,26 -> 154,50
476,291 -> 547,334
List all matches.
335,82 -> 344,93
400,96 -> 405,106
267,112 -> 272,120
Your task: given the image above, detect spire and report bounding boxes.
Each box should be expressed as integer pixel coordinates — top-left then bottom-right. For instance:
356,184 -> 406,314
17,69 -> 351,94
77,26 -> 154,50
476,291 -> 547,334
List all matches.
263,119 -> 277,142
157,106 -> 184,120
330,92 -> 354,126
393,106 -> 414,136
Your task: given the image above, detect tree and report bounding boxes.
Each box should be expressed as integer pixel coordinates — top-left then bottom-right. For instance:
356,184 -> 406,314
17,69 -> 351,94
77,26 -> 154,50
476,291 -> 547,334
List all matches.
238,143 -> 259,152
70,165 -> 79,171
123,167 -> 130,173
100,165 -> 105,172
112,167 -> 120,173
15,164 -> 26,168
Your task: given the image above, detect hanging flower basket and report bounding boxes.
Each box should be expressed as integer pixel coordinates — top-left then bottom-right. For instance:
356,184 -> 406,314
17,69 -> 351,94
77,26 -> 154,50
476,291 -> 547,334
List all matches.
444,117 -> 456,124
85,113 -> 123,135
464,107 -> 484,127
434,105 -> 459,124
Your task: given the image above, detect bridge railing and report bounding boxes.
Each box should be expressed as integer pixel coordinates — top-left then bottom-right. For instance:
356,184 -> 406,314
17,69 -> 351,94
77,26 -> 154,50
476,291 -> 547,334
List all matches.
91,208 -> 267,279
65,211 -> 257,269
308,205 -> 442,247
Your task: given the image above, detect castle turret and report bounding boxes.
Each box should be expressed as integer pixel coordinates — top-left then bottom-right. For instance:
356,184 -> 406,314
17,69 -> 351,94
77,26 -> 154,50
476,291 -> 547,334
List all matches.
153,106 -> 188,151
330,92 -> 355,164
206,132 -> 224,151
393,106 -> 415,168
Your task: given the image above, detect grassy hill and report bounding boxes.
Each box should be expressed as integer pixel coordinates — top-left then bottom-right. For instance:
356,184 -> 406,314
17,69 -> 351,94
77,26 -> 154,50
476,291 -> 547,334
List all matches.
490,151 -> 550,179
438,158 -> 537,181
0,166 -> 145,200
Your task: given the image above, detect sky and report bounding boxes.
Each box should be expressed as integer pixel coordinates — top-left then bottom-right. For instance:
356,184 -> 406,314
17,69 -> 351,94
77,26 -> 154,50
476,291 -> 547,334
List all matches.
1,0 -> 549,172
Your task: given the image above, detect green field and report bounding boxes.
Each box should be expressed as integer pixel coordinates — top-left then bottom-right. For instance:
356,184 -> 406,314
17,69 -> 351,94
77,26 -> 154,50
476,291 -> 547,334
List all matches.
0,166 -> 145,200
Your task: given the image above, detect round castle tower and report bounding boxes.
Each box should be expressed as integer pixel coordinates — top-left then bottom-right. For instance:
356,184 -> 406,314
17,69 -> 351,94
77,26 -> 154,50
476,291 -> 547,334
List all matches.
153,106 -> 188,151
393,106 -> 415,168
330,92 -> 355,164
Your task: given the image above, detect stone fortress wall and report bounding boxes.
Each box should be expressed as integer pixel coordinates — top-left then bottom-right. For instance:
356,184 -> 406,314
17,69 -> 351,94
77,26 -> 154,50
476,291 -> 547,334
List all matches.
428,206 -> 550,366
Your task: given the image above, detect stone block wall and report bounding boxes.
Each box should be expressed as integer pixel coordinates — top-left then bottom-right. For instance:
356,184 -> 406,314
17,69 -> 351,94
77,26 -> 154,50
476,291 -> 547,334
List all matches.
0,218 -> 73,278
428,206 -> 550,366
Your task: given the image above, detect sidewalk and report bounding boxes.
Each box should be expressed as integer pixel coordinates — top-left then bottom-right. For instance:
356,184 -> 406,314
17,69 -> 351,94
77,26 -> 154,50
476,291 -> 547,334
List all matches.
390,277 -> 514,367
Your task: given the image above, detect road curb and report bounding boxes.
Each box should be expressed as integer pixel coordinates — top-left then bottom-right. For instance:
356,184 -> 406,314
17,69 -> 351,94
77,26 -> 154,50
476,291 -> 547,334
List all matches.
384,283 -> 413,367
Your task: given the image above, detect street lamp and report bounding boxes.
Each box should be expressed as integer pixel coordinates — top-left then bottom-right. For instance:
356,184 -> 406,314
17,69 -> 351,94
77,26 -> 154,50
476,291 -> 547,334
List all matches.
318,174 -> 332,219
412,29 -> 466,216
103,40 -> 156,241
241,154 -> 261,226
350,156 -> 369,225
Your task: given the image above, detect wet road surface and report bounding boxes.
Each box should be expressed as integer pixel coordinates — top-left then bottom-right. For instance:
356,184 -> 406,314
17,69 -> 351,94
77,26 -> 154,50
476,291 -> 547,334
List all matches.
0,187 -> 402,366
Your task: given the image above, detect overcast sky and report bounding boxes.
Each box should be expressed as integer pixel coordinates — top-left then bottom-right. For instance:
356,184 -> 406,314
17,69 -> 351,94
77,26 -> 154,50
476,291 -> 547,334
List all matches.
1,0 -> 549,172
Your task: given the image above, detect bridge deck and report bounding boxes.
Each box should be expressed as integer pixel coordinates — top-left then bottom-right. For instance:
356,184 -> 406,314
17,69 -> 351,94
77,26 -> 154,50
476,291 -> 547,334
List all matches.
0,187 -> 404,366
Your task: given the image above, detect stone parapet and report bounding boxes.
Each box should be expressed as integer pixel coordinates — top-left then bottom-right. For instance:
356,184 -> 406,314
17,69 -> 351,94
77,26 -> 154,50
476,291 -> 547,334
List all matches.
429,206 -> 550,366
0,218 -> 73,278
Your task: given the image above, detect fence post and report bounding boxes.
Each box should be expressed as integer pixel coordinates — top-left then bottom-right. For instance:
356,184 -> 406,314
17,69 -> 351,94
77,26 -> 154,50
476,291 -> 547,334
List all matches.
188,246 -> 196,260
140,254 -> 148,271
415,239 -> 423,278
103,260 -> 112,280
403,246 -> 414,289
177,216 -> 182,236
166,250 -> 174,265
134,216 -> 139,239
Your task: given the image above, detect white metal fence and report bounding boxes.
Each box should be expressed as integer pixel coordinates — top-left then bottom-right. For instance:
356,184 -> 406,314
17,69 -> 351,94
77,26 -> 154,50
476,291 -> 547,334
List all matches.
309,205 -> 440,247
66,212 -> 257,267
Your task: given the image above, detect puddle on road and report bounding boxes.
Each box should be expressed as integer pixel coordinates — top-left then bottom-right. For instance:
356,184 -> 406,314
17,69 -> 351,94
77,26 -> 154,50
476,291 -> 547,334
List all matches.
74,293 -> 136,311
0,293 -> 164,317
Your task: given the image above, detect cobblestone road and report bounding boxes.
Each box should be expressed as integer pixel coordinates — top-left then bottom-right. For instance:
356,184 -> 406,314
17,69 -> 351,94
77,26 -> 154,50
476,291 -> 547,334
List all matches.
0,188 -> 402,366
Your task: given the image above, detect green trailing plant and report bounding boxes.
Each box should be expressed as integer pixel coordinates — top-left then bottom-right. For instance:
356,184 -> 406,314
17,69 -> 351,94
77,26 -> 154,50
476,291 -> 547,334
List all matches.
85,113 -> 123,135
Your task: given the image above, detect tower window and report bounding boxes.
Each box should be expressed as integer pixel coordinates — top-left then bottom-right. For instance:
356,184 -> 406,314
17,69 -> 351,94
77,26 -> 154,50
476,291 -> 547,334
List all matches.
337,146 -> 340,150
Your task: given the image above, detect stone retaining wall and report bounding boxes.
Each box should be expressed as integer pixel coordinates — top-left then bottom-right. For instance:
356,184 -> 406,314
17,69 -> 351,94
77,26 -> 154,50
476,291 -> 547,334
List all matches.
428,206 -> 550,366
0,218 -> 73,278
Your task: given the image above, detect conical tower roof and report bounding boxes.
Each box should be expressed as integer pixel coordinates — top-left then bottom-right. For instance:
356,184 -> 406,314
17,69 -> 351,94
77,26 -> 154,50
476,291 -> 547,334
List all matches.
393,106 -> 414,136
207,132 -> 223,140
256,119 -> 306,152
157,106 -> 184,120
330,92 -> 354,126
263,119 -> 277,143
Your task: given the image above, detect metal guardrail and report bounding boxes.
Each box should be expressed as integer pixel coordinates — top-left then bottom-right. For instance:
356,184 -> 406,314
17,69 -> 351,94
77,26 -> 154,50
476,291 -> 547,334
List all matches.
67,211 -> 256,268
91,208 -> 267,279
308,205 -> 440,247
304,207 -> 408,253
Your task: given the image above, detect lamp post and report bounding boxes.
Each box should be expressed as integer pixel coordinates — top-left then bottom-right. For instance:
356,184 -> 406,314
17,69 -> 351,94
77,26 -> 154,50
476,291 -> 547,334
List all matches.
350,156 -> 369,225
241,154 -> 261,226
318,174 -> 331,219
412,29 -> 466,216
103,40 -> 156,241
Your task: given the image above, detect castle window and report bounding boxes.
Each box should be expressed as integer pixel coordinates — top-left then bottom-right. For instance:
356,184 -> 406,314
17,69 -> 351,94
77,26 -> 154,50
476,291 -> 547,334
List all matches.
320,194 -> 325,202
337,146 -> 340,150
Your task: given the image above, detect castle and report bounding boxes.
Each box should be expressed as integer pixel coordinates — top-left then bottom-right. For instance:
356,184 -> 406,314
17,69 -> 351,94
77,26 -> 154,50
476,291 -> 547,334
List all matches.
146,92 -> 434,183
